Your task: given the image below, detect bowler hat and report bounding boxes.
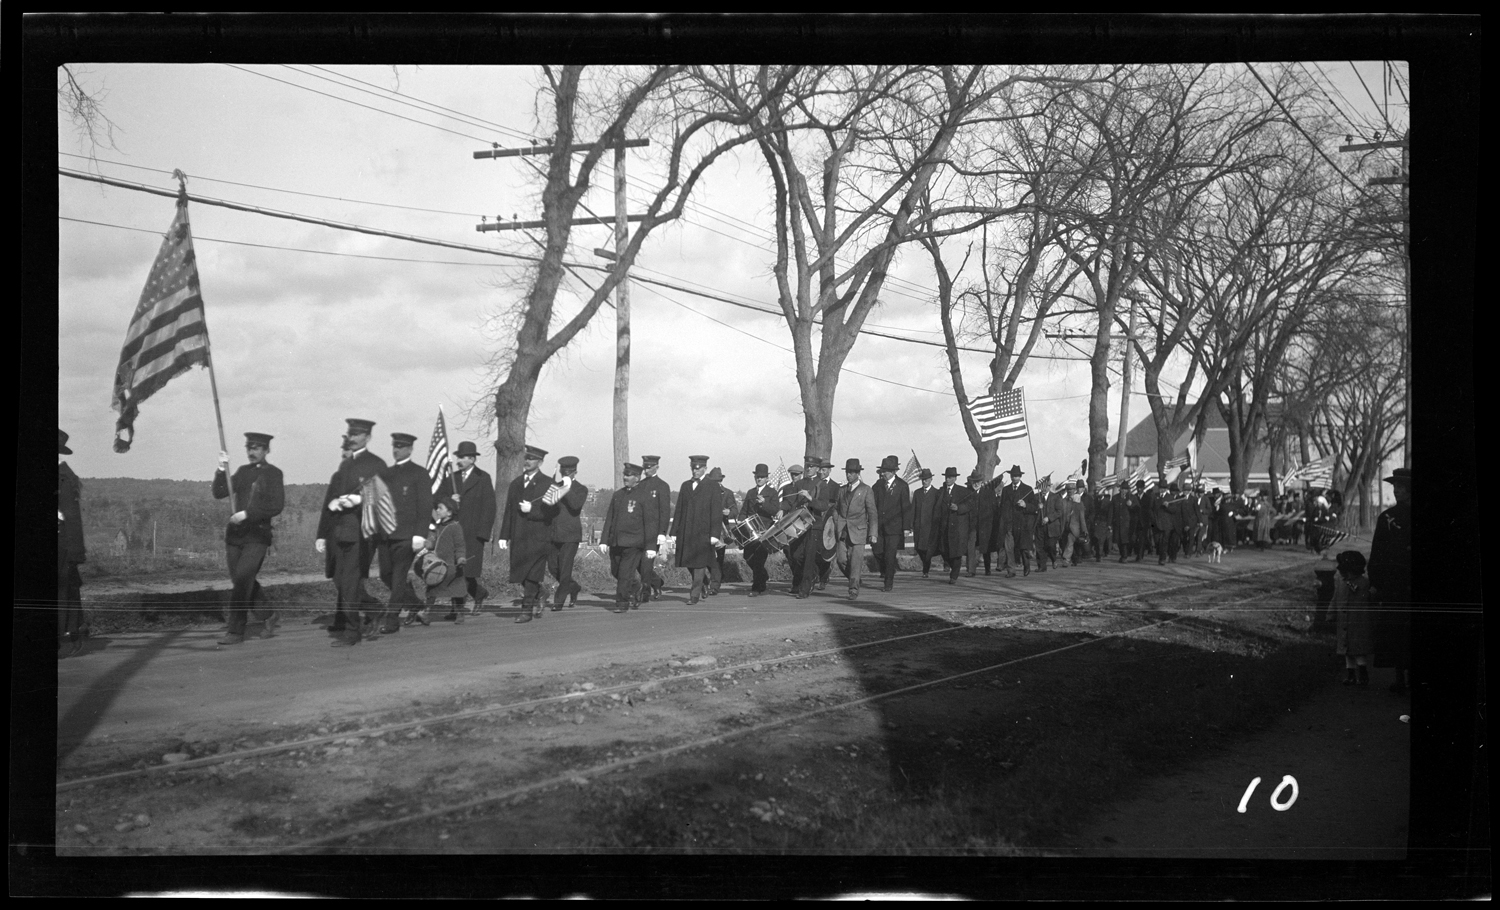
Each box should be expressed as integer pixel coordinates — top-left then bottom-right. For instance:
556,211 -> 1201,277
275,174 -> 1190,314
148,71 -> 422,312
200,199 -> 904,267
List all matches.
844,458 -> 863,472
1007,464 -> 1024,478
58,429 -> 73,455
244,432 -> 274,447
1384,467 -> 1411,485
454,441 -> 481,457
706,467 -> 724,482
557,455 -> 579,471
880,455 -> 901,472
754,463 -> 769,477
523,444 -> 547,460
390,432 -> 417,446
345,418 -> 376,435
943,467 -> 959,478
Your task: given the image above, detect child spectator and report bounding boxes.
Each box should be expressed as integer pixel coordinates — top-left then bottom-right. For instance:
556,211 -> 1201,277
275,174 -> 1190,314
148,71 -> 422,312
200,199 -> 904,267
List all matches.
1332,549 -> 1375,686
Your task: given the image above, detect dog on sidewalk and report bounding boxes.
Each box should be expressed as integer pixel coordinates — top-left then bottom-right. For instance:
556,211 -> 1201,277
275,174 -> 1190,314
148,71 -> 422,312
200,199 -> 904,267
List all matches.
1208,541 -> 1224,563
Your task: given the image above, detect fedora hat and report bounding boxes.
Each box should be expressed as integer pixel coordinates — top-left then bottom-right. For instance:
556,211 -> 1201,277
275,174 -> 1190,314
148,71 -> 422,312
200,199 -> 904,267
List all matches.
1006,464 -> 1024,478
943,467 -> 959,478
844,458 -> 863,472
879,455 -> 901,472
58,429 -> 73,455
1384,467 -> 1411,484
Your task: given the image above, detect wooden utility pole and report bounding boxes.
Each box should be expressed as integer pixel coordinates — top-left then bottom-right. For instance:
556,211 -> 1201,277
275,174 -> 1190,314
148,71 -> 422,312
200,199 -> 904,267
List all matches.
1114,295 -> 1138,475
474,138 -> 649,479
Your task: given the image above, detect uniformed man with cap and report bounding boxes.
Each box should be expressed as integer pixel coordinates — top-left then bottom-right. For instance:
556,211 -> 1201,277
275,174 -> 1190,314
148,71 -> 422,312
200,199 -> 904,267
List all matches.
871,455 -> 912,592
600,463 -> 661,613
782,454 -> 833,598
377,432 -> 433,634
813,458 -> 840,590
497,443 -> 553,622
437,440 -> 498,619
637,455 -> 672,600
545,455 -> 589,610
317,418 -> 388,645
673,455 -> 722,604
738,463 -> 782,596
211,432 -> 286,645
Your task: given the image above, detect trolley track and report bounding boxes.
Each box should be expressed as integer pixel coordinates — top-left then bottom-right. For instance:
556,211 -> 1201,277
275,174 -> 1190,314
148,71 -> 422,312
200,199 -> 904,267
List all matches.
54,564 -> 1316,854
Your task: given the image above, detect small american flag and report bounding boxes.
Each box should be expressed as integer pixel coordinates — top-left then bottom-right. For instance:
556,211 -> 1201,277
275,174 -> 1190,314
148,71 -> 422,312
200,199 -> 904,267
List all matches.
361,473 -> 399,537
111,184 -> 211,453
769,459 -> 791,492
902,451 -> 922,485
425,409 -> 453,496
966,387 -> 1028,441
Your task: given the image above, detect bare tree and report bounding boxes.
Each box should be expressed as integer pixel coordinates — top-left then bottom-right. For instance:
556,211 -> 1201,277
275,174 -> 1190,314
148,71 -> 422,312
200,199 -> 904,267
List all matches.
58,64 -> 121,158
478,64 -> 792,523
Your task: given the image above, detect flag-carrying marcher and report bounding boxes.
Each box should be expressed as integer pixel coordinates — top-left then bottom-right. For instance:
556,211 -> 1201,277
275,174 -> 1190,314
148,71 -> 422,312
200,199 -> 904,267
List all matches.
769,459 -> 791,493
967,387 -> 1029,441
902,451 -> 923,485
425,409 -> 454,496
111,177 -> 212,453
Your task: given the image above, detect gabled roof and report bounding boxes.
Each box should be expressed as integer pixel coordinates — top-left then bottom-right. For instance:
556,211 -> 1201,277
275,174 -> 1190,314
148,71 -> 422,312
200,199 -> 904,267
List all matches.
1104,400 -> 1284,460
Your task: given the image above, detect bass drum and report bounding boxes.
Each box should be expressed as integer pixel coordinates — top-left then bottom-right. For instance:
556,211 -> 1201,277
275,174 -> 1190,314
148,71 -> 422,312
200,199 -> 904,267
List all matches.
762,507 -> 814,552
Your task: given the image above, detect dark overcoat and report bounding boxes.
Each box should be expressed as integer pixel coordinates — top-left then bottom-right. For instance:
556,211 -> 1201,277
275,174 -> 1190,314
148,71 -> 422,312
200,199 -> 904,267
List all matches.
1111,490 -> 1138,542
974,483 -> 999,553
498,470 -> 553,582
673,477 -> 723,569
999,482 -> 1036,551
932,482 -> 973,558
910,485 -> 938,552
1038,490 -> 1065,539
424,518 -> 467,601
440,465 -> 498,577
1214,497 -> 1237,545
318,449 -> 389,545
58,462 -> 86,566
872,476 -> 912,549
382,459 -> 433,542
547,480 -> 589,544
638,473 -> 673,542
1368,500 -> 1412,666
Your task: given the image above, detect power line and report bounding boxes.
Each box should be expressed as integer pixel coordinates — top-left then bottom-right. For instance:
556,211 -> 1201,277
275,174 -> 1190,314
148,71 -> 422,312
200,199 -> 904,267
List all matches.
1244,64 -> 1375,200
1347,61 -> 1393,135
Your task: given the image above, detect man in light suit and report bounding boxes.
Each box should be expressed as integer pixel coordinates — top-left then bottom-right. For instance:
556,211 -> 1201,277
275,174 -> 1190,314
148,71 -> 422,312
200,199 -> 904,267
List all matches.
871,455 -> 912,592
831,458 -> 880,599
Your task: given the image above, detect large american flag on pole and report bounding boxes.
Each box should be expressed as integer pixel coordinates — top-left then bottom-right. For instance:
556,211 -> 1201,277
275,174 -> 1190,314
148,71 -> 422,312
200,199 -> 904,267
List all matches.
111,183 -> 210,453
425,408 -> 454,496
967,387 -> 1028,441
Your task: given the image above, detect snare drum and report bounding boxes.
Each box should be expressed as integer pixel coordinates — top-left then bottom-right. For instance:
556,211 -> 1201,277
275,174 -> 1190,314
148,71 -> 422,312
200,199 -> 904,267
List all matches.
730,514 -> 773,547
763,507 -> 814,552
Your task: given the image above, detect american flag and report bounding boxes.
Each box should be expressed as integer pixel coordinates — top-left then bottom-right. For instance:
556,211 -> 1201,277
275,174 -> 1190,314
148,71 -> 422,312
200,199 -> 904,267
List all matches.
967,387 -> 1028,441
902,451 -> 923,485
769,459 -> 791,492
425,409 -> 454,496
1291,455 -> 1335,488
111,186 -> 211,453
361,473 -> 399,537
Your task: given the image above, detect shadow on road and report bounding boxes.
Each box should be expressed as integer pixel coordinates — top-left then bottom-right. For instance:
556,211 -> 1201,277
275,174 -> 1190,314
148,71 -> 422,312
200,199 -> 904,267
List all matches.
57,629 -> 191,762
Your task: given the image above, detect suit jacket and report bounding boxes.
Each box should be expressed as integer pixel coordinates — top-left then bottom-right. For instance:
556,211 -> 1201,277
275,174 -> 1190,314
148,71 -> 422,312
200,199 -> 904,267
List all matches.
547,478 -> 589,544
381,459 -> 433,541
440,465 -> 498,545
832,480 -> 879,544
781,476 -> 832,522
602,485 -> 661,550
1001,482 -> 1037,551
638,473 -> 673,541
318,448 -> 388,544
214,460 -> 285,546
872,476 -> 912,546
1061,493 -> 1088,536
739,482 -> 782,523
1039,491 -> 1065,537
712,485 -> 737,543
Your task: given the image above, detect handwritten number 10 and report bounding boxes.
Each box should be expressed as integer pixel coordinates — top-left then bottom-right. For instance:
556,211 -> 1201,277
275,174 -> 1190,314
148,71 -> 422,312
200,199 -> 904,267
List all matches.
1237,775 -> 1298,813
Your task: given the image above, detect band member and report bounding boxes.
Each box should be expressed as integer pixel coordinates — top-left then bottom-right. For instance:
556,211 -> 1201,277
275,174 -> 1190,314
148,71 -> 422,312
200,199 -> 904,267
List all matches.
779,463 -> 804,502
934,467 -> 974,583
831,458 -> 879,598
58,430 -> 89,656
783,454 -> 833,599
705,466 -> 735,595
376,432 -> 432,634
813,459 -> 839,590
210,432 -> 286,645
437,440 -> 498,617
871,455 -> 912,591
545,455 -> 589,610
739,464 -> 782,596
600,463 -> 661,613
637,455 -> 672,600
497,444 -> 553,622
910,468 -> 938,577
317,418 -> 388,646
673,455 -> 721,604
999,466 -> 1037,576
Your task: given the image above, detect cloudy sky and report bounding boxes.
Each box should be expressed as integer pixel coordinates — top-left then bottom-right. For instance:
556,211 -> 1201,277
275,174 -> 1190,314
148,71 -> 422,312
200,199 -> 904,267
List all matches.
56,57 -> 1408,490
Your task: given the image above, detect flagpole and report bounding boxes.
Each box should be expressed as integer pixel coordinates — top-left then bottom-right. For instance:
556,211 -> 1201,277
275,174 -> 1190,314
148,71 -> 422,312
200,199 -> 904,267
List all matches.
1022,387 -> 1039,480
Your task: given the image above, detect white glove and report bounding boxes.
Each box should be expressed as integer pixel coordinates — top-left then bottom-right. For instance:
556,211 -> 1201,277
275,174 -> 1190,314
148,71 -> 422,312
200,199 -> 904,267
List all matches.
327,498 -> 344,512
217,451 -> 229,472
600,544 -> 610,554
710,537 -> 722,547
315,539 -> 326,554
229,511 -> 247,525
645,550 -> 657,559
59,510 -> 66,523
412,535 -> 425,549
656,534 -> 666,546
345,493 -> 362,507
519,500 -> 533,514
497,539 -> 509,550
